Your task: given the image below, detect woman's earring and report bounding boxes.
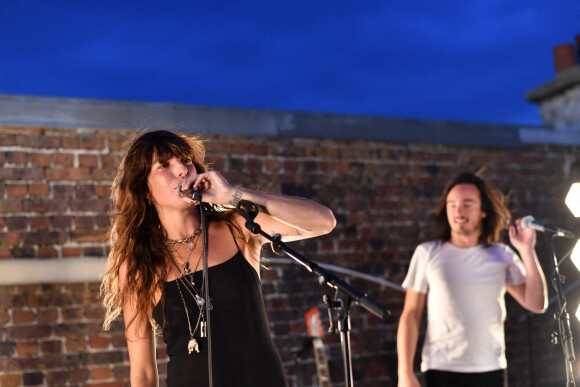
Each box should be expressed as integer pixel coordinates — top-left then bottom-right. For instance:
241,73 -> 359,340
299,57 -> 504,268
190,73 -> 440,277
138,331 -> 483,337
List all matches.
147,198 -> 152,206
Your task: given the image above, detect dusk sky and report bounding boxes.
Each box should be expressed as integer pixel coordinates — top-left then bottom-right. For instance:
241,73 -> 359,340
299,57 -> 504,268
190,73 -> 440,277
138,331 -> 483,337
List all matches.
1,1 -> 579,126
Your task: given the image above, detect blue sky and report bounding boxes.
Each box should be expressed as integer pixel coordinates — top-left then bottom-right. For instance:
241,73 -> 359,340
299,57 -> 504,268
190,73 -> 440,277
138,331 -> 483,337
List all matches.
0,1 -> 579,126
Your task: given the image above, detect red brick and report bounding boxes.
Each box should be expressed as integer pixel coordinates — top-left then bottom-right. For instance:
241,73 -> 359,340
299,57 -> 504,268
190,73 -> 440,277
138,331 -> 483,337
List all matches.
5,184 -> 27,197
53,152 -> 75,166
70,230 -> 108,243
30,152 -> 52,167
0,308 -> 9,324
40,340 -> 63,354
24,199 -> 69,213
30,216 -> 51,229
22,372 -> 43,386
101,154 -> 124,170
37,247 -> 59,258
0,167 -> 44,180
265,158 -> 281,171
46,371 -> 68,386
16,341 -> 38,355
107,136 -> 127,151
5,216 -> 28,230
86,306 -> 105,320
0,373 -> 21,387
79,154 -> 99,167
89,335 -> 110,349
37,308 -> 58,323
4,151 -> 28,164
0,232 -> 20,245
90,366 -> 112,380
62,247 -> 82,257
46,167 -> 92,181
12,310 -> 35,324
5,325 -> 52,339
22,231 -> 66,245
66,337 -> 88,352
0,200 -> 23,213
96,185 -> 112,198
69,368 -> 91,383
52,215 -> 73,229
76,184 -> 97,198
16,133 -> 60,148
62,307 -> 85,321
78,136 -> 106,150
71,199 -> 109,212
53,184 -> 74,198
75,216 -> 96,230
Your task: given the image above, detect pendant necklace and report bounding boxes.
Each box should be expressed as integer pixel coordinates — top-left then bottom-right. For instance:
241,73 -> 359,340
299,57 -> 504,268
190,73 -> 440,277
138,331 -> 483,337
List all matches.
175,277 -> 204,354
167,219 -> 213,354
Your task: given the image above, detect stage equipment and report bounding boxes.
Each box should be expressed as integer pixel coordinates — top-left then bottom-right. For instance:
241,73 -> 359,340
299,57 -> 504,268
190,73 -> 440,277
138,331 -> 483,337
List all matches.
566,183 -> 580,217
236,200 -> 389,387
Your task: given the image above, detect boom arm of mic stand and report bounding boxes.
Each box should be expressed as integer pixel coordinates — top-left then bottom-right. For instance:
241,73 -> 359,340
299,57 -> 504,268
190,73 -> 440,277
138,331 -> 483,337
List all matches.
242,217 -> 389,320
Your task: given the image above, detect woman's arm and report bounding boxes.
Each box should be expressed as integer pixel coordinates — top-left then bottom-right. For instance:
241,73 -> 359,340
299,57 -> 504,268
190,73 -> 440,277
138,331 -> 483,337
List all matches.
185,171 -> 337,243
120,263 -> 159,387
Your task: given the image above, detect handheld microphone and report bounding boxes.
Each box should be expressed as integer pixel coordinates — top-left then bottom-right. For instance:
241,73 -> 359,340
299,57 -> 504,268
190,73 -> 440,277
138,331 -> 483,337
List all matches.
177,181 -> 202,205
521,215 -> 576,238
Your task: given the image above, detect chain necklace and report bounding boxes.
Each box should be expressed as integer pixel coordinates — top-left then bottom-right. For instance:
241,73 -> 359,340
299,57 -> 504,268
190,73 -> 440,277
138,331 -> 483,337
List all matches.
175,277 -> 203,354
172,252 -> 213,354
164,225 -> 202,251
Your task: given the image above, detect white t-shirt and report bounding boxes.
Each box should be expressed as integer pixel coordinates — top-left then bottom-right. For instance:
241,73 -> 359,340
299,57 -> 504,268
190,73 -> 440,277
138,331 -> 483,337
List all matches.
402,240 -> 527,373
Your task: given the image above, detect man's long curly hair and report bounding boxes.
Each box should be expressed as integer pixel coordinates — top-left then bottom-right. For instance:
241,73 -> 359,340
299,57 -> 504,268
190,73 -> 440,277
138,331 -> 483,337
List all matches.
434,172 -> 511,247
100,130 -> 242,334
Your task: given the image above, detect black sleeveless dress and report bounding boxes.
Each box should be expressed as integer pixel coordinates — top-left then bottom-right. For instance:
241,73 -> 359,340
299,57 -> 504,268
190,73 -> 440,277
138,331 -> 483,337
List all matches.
152,251 -> 288,387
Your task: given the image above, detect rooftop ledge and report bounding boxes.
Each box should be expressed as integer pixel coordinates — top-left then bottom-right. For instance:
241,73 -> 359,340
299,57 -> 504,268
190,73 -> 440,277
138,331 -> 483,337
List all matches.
0,94 -> 579,148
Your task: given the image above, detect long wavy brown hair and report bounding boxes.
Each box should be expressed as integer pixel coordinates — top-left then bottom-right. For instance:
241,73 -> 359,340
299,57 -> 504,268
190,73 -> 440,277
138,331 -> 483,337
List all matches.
100,130 -> 243,333
434,171 -> 511,247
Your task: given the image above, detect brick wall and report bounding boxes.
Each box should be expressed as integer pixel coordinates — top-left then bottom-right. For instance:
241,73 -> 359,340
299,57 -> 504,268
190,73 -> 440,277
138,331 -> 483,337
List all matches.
1,125 -> 580,386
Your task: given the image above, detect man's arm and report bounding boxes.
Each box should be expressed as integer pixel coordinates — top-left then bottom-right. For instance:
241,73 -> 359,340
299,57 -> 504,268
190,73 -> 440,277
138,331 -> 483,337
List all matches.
506,219 -> 548,314
397,288 -> 426,387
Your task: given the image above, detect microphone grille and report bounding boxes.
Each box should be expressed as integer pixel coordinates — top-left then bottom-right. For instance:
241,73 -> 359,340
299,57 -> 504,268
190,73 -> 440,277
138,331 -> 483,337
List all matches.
521,215 -> 534,230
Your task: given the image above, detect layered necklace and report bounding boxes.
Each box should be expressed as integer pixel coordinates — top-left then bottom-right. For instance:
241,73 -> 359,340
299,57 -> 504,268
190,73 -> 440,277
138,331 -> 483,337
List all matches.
164,225 -> 202,251
175,261 -> 206,354
167,223 -> 212,354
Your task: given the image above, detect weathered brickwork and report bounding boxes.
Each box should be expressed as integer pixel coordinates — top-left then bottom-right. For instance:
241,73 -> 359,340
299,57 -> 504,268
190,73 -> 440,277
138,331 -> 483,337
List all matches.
1,124 -> 579,386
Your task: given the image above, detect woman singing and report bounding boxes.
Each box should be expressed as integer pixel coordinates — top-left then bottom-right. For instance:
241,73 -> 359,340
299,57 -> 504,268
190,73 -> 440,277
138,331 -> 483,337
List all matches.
100,130 -> 336,386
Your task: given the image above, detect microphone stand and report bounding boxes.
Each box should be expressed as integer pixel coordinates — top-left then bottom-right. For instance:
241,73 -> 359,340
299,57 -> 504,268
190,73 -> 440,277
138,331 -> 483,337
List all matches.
190,190 -> 214,387
546,232 -> 576,386
236,200 -> 389,387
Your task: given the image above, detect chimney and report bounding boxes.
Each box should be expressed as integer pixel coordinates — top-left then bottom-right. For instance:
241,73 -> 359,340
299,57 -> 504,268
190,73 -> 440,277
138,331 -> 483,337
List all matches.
525,34 -> 580,129
553,43 -> 578,72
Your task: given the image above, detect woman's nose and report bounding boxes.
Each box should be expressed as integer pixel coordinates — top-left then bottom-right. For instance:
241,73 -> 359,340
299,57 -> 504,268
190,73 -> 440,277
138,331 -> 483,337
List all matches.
174,160 -> 188,176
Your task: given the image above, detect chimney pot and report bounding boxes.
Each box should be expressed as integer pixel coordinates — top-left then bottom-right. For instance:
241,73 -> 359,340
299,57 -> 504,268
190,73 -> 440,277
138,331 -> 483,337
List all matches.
553,43 -> 578,73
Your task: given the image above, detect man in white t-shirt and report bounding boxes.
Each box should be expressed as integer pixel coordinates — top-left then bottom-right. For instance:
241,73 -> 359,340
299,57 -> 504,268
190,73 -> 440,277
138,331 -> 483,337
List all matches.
397,173 -> 548,387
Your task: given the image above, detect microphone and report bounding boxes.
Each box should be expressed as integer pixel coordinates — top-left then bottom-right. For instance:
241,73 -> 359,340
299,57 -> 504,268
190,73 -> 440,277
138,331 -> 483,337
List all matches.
521,215 -> 576,238
177,181 -> 201,205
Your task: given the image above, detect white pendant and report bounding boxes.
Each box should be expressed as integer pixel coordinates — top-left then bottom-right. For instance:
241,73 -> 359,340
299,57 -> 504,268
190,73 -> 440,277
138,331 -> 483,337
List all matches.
188,338 -> 199,354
